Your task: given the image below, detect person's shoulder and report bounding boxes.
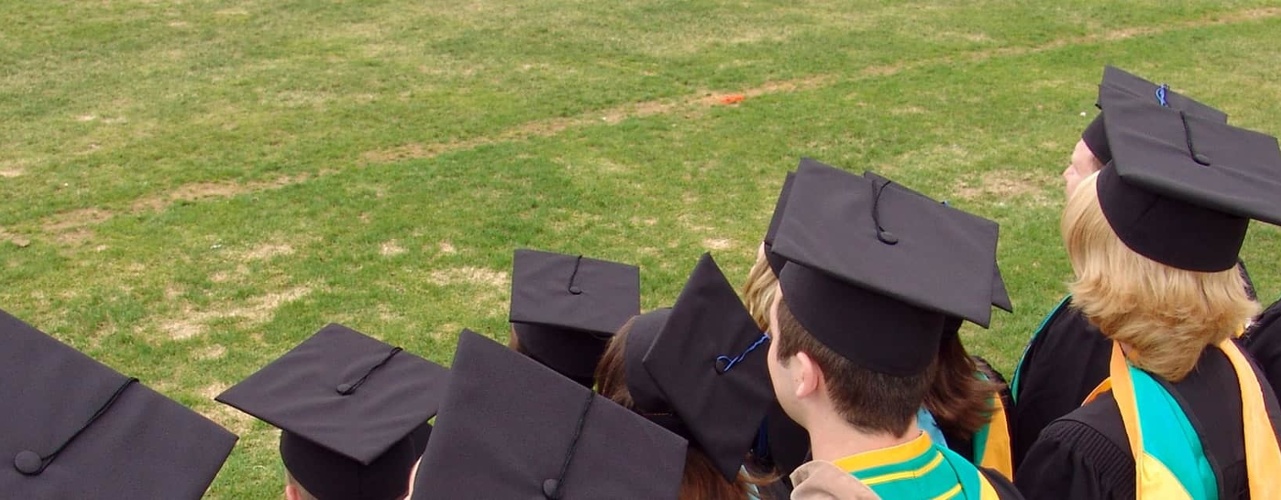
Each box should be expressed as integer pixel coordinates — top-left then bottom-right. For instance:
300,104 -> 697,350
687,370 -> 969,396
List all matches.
1016,398 -> 1135,499
979,466 -> 1025,499
787,461 -> 879,500
1048,394 -> 1128,454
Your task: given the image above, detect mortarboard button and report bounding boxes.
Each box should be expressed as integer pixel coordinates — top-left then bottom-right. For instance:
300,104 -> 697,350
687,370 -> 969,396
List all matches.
14,451 -> 42,475
542,479 -> 561,498
877,231 -> 898,245
568,285 -> 582,295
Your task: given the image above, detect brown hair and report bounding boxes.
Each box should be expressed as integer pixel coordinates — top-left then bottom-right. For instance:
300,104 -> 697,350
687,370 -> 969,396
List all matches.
596,318 -> 771,500
774,296 -> 934,437
922,332 -> 1000,441
1062,173 -> 1258,381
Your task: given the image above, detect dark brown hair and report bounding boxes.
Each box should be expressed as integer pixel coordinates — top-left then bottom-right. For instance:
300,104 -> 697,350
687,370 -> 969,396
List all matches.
774,296 -> 933,437
596,318 -> 772,500
922,332 -> 1001,441
506,326 -> 525,353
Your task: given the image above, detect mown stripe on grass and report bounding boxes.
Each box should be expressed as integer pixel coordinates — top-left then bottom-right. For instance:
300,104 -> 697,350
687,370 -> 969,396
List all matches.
365,5 -> 1281,166
24,5 -> 1281,251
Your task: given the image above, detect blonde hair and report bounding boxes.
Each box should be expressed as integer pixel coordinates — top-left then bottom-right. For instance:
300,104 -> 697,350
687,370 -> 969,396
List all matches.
742,251 -> 780,331
1061,173 -> 1258,381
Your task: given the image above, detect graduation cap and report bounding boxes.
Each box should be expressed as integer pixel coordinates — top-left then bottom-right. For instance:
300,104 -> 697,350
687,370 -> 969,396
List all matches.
771,160 -> 1002,376
1082,65 -> 1227,165
509,249 -> 641,386
762,171 -> 797,276
410,329 -> 686,499
216,324 -> 449,500
623,253 -> 775,481
863,170 -> 1013,315
0,308 -> 236,499
1094,84 -> 1281,272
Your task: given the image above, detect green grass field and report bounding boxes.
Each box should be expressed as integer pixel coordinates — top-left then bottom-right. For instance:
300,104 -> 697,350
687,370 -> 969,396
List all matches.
4,0 -> 1281,497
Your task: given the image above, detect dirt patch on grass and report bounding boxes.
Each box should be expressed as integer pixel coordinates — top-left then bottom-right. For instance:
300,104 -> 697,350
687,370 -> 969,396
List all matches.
380,240 -> 407,256
41,208 -> 113,245
241,243 -> 294,261
0,167 -> 23,178
36,173 -> 323,248
0,227 -> 31,248
198,382 -> 255,434
161,286 -> 313,340
704,237 -> 735,250
195,344 -> 227,360
130,173 -> 313,213
438,241 -> 457,254
954,170 -> 1048,204
427,267 -> 508,287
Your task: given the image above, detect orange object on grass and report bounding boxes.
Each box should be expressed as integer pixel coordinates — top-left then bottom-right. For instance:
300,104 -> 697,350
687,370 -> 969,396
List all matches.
719,94 -> 746,105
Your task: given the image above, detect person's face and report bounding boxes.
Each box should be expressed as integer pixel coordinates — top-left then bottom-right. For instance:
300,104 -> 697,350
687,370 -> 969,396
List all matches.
1063,139 -> 1103,198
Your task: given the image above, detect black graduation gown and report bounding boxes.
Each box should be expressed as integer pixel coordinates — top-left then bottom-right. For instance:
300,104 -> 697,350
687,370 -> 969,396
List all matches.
747,403 -> 810,496
982,469 -> 1026,500
1015,347 -> 1281,500
1243,297 -> 1281,396
1009,299 -> 1112,467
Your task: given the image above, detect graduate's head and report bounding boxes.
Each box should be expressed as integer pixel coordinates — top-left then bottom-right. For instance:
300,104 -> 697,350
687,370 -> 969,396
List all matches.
764,161 -> 1008,440
279,431 -> 420,500
508,249 -> 641,388
596,316 -> 755,500
767,289 -> 933,438
1060,80 -> 1281,381
215,324 -> 447,500
1062,172 -> 1258,381
597,254 -> 777,498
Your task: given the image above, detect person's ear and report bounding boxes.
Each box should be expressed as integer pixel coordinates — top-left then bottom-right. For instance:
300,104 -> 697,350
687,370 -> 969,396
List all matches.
284,482 -> 300,500
793,351 -> 822,399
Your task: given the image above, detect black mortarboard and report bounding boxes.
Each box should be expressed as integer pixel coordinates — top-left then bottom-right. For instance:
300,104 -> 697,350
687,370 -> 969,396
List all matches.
863,171 -> 1013,314
0,308 -> 236,499
763,171 -> 797,276
1095,84 -> 1281,272
509,249 -> 641,386
623,253 -> 774,481
411,329 -> 685,499
771,160 -> 1002,376
216,324 -> 449,500
1081,65 -> 1228,165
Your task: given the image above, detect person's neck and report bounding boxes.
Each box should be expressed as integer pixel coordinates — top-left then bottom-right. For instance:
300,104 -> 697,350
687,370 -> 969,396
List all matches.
807,414 -> 921,463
